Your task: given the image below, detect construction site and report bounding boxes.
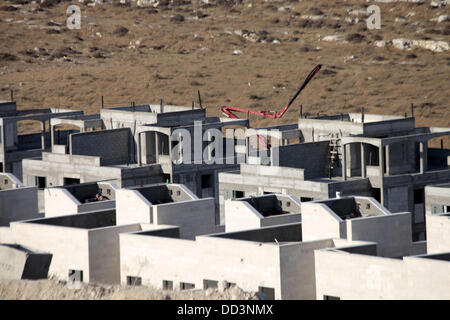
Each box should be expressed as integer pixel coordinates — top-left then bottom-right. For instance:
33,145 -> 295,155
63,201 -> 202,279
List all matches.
0,0 -> 449,301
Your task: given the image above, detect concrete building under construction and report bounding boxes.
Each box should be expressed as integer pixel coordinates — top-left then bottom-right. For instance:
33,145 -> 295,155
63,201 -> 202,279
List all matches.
0,97 -> 449,300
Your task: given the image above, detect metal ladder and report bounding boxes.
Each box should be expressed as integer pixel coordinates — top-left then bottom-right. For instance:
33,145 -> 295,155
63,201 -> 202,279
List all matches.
327,133 -> 341,178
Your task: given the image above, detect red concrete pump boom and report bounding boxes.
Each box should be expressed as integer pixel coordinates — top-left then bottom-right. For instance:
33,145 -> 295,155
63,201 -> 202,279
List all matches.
221,64 -> 322,119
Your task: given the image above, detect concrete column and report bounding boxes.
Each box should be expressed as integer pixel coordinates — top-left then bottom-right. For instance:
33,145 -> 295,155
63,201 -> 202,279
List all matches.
137,132 -> 142,166
342,144 -> 347,181
0,124 -> 5,172
50,124 -> 55,147
379,145 -> 385,178
379,145 -> 386,206
385,144 -> 390,176
420,141 -> 428,173
361,143 -> 366,178
40,121 -> 45,150
245,137 -> 250,163
155,132 -> 159,163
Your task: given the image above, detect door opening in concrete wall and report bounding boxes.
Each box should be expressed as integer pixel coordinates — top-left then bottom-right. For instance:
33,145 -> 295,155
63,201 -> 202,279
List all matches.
232,190 -> 244,199
163,280 -> 173,290
180,282 -> 195,290
127,276 -> 142,286
414,188 -> 425,204
258,286 -> 275,300
372,188 -> 381,202
68,269 -> 83,283
163,174 -> 171,183
64,177 -> 80,186
201,174 -> 212,189
158,133 -> 170,155
324,295 -> 340,300
203,279 -> 218,289
36,176 -> 46,189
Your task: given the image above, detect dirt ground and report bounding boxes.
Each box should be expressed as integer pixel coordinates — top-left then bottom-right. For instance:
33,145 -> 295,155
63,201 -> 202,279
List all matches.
0,0 -> 448,299
0,278 -> 261,300
0,0 -> 448,142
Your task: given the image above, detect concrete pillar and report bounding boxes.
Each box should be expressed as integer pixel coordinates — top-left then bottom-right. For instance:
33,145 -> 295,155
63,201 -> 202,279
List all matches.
50,124 -> 55,147
155,132 -> 159,163
420,141 -> 428,173
361,143 -> 366,178
137,132 -> 142,166
0,124 -> 5,172
342,144 -> 347,181
245,137 -> 250,163
40,121 -> 45,150
379,145 -> 385,178
385,144 -> 390,176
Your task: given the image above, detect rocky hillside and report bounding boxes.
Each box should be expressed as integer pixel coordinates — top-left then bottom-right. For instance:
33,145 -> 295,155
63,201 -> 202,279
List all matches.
0,0 -> 449,144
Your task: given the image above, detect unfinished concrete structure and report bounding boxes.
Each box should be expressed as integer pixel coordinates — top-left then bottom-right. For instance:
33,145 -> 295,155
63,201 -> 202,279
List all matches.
118,195 -> 428,299
115,183 -> 218,239
0,244 -> 52,280
2,210 -> 145,284
425,183 -> 450,215
224,194 -> 301,232
21,103 -> 249,223
0,101 -> 83,179
0,173 -> 39,226
0,98 -> 449,300
314,211 -> 450,300
219,112 -> 450,240
44,181 -> 117,217
0,180 -> 220,284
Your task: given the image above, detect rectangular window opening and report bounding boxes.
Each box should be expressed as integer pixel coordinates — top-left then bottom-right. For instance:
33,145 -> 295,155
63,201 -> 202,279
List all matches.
163,280 -> 173,290
203,279 -> 218,290
127,276 -> 142,286
36,176 -> 46,189
180,282 -> 195,290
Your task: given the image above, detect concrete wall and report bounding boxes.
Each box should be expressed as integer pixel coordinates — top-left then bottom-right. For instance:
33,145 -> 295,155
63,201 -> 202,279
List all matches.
44,188 -> 79,217
346,213 -> 412,257
116,189 -> 153,224
426,214 -> 450,254
10,220 -> 91,282
153,198 -> 216,240
315,249 -> 450,300
9,214 -> 141,284
0,186 -> 39,226
0,244 -> 52,280
315,249 -> 407,300
120,229 -> 283,297
404,255 -> 450,299
116,188 -> 216,240
224,199 -> 301,232
44,188 -> 115,218
70,128 -> 130,166
425,185 -> 450,215
275,141 -> 329,179
23,154 -> 120,188
279,239 -> 334,299
301,202 -> 345,241
88,224 -> 141,284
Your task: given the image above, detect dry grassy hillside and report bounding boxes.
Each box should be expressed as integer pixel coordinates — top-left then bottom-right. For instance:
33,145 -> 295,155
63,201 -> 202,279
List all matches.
0,0 -> 449,141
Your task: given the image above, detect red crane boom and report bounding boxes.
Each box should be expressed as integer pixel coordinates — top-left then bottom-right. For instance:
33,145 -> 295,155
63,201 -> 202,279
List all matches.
221,64 -> 322,119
